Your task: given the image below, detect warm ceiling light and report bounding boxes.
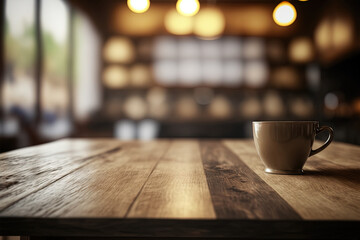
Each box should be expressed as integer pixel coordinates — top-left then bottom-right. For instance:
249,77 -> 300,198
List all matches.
176,0 -> 200,17
193,7 -> 225,38
273,1 -> 297,27
127,0 -> 150,13
164,9 -> 193,35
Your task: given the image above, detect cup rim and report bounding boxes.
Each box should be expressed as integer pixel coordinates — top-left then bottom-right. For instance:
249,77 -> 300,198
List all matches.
252,120 -> 318,124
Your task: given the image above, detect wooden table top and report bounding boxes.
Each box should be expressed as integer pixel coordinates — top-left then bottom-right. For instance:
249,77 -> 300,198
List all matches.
0,139 -> 359,239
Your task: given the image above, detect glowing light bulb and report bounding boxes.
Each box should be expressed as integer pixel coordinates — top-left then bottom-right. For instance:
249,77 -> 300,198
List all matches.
176,0 -> 200,17
127,0 -> 150,13
273,1 -> 297,27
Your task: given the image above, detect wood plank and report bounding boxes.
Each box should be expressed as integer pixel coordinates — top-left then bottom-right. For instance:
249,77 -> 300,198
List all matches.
312,140 -> 360,167
0,140 -> 169,217
0,139 -> 120,211
199,141 -> 301,220
223,140 -> 360,220
127,140 -> 216,219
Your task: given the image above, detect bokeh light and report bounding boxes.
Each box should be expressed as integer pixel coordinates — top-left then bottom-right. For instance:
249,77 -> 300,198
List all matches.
289,97 -> 314,118
289,37 -> 314,63
271,66 -> 301,89
103,66 -> 129,88
165,9 -> 193,35
103,37 -> 135,63
129,64 -> 151,87
243,38 -> 265,59
240,96 -> 262,119
193,7 -> 225,38
244,61 -> 268,88
263,91 -> 285,117
176,0 -> 200,17
123,95 -> 148,119
324,92 -> 339,110
147,87 -> 169,119
127,0 -> 150,13
208,95 -> 232,119
273,1 -> 297,27
176,95 -> 199,119
332,16 -> 353,50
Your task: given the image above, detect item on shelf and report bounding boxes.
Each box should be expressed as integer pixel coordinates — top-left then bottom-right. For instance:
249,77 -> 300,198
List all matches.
102,66 -> 129,88
324,92 -> 339,111
153,36 -> 178,59
123,95 -> 148,120
353,98 -> 360,115
239,96 -> 262,119
208,95 -> 232,119
306,64 -> 321,91
337,103 -> 353,118
178,38 -> 200,58
223,60 -> 243,86
193,87 -> 214,105
130,64 -> 151,87
289,96 -> 314,118
138,119 -> 160,140
267,40 -> 286,62
103,37 -> 135,63
270,66 -> 301,89
202,59 -> 223,86
175,95 -> 200,119
178,59 -> 202,86
147,87 -> 169,119
263,91 -> 285,117
200,38 -> 222,59
138,39 -> 153,59
114,120 -> 136,140
244,60 -> 268,88
323,92 -> 352,118
105,97 -> 122,118
289,37 -> 314,63
243,37 -> 265,59
153,60 -> 178,86
222,37 -> 242,59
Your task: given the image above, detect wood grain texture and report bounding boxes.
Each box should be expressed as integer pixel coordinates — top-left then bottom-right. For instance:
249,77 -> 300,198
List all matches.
0,141 -> 169,217
0,139 -> 359,239
200,141 -> 301,220
127,140 -> 216,219
223,139 -> 360,220
0,139 -> 120,211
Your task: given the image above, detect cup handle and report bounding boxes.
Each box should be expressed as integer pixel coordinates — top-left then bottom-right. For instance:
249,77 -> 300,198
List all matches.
309,126 -> 334,157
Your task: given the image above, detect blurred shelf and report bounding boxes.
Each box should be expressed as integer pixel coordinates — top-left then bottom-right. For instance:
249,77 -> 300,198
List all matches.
103,85 -> 313,93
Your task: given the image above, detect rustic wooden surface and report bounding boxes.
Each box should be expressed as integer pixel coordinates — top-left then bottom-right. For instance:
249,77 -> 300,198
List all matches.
0,139 -> 359,239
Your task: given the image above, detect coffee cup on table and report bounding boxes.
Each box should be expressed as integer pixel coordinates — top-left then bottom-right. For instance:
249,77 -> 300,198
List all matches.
252,121 -> 334,175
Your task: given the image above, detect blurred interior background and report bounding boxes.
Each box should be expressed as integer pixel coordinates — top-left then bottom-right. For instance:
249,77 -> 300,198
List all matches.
1,0 -> 360,152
